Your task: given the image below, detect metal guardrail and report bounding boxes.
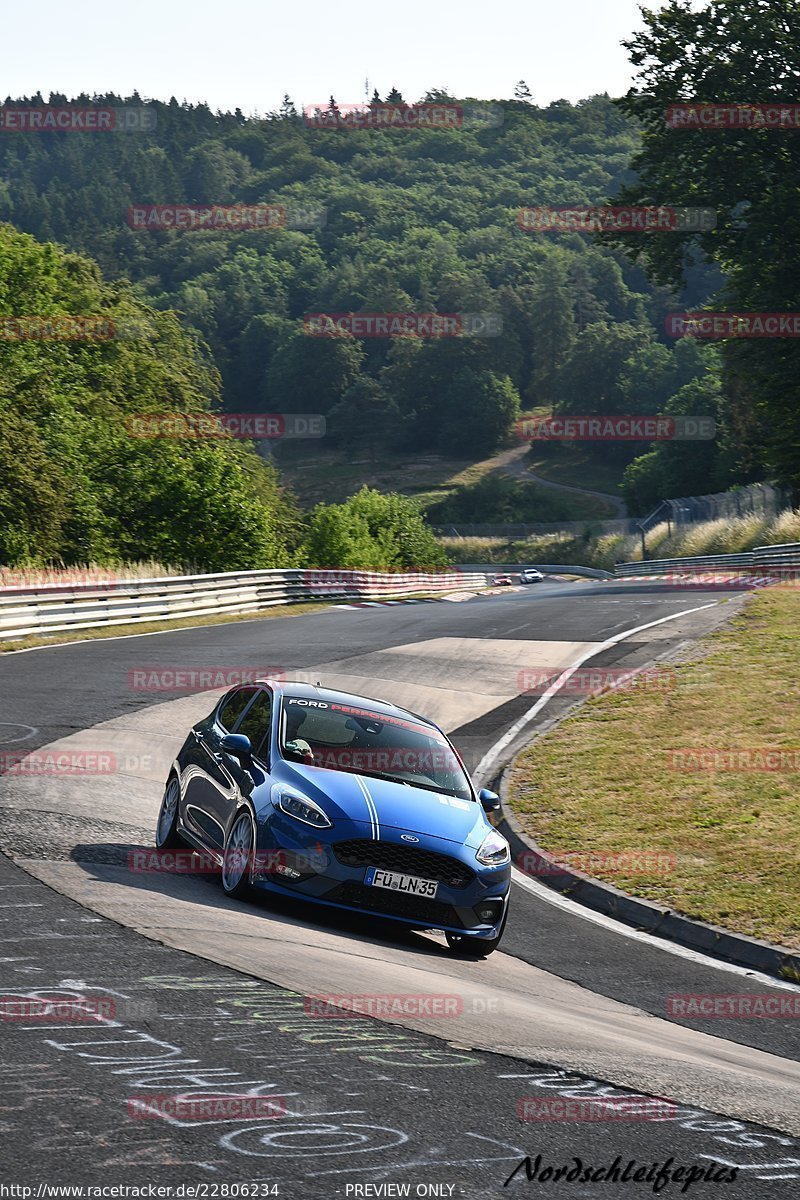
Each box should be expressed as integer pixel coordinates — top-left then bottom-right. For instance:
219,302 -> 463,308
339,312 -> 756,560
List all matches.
0,568 -> 490,641
615,543 -> 800,576
450,563 -> 613,580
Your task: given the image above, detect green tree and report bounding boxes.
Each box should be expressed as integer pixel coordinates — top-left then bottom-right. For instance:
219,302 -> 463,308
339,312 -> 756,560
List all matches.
266,328 -> 365,414
0,409 -> 67,562
527,256 -> 577,406
305,487 -> 448,569
608,0 -> 800,497
328,376 -> 405,462
0,223 -> 296,568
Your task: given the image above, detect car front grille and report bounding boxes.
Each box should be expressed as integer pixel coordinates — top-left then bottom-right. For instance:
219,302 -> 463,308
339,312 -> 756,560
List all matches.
327,880 -> 465,928
333,839 -> 473,887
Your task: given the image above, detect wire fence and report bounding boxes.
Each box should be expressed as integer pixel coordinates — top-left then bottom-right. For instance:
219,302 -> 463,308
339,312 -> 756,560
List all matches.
665,483 -> 785,526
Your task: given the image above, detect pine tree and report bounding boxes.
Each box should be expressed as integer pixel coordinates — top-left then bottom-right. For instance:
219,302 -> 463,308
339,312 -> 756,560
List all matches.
279,93 -> 298,119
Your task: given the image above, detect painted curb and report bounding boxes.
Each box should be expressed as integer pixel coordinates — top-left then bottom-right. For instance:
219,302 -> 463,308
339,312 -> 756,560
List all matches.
498,778 -> 800,984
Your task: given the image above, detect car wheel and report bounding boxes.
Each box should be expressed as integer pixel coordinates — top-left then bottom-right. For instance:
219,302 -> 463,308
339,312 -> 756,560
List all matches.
446,908 -> 508,958
155,776 -> 183,849
222,809 -> 255,899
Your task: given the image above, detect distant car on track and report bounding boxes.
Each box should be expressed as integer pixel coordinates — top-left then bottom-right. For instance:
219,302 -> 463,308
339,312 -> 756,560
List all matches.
156,681 -> 511,956
519,567 -> 545,584
492,573 -> 514,586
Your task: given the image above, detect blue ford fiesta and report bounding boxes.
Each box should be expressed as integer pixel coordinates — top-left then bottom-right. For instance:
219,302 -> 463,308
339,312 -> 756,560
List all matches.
156,680 -> 511,956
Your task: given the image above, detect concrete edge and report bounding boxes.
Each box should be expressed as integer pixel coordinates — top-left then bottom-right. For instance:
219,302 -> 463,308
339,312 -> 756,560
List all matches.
498,782 -> 800,985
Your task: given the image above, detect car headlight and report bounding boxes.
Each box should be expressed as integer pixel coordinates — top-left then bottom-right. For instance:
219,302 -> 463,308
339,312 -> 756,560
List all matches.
476,830 -> 510,867
272,786 -> 332,829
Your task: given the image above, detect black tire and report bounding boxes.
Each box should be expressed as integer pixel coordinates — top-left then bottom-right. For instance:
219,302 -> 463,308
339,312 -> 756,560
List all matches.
221,808 -> 256,900
155,775 -> 183,849
446,907 -> 508,958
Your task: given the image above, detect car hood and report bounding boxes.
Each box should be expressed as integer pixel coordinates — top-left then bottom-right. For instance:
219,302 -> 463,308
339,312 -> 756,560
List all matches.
278,763 -> 487,848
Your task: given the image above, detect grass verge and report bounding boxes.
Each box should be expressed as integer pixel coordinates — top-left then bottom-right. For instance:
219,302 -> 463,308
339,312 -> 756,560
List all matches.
440,507 -> 800,569
507,587 -> 800,949
526,443 -> 628,498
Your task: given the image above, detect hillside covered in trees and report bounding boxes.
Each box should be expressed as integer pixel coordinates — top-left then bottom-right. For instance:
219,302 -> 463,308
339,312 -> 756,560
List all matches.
0,90 -> 744,510
0,224 -> 446,569
3,47 -> 795,572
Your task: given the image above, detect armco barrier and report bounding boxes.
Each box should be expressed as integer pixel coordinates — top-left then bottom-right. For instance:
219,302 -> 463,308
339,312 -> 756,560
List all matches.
615,542 -> 800,576
0,568 -> 489,641
450,563 -> 613,580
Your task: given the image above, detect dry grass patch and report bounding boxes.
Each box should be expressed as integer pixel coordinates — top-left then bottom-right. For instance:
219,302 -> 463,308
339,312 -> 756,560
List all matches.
507,588 -> 800,949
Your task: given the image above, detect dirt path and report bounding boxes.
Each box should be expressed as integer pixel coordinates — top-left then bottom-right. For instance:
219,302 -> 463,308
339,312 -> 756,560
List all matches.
495,444 -> 628,518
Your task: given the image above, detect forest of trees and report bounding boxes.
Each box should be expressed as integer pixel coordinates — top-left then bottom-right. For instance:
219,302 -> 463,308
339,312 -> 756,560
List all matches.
0,225 -> 445,568
0,91 -> 730,502
2,3 -> 797,569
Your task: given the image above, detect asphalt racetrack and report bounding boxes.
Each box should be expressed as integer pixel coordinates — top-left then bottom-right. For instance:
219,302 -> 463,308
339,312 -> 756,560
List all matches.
2,578 -> 799,1195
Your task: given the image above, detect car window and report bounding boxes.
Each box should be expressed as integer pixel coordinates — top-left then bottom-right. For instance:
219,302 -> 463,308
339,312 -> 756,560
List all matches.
217,686 -> 258,732
236,690 -> 273,759
279,697 -> 472,800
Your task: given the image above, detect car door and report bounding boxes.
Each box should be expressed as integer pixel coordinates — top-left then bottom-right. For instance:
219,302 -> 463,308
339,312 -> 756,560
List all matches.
207,686 -> 275,839
182,686 -> 259,848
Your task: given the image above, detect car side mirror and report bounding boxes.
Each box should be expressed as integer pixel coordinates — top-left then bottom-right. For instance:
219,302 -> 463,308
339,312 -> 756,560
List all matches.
479,788 -> 501,814
220,733 -> 253,765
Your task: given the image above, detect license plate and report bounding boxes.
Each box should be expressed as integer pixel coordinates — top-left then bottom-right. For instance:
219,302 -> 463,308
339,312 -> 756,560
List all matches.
365,867 -> 438,899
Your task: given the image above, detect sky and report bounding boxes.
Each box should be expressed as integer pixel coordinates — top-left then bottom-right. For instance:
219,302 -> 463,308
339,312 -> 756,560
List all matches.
0,0 -> 665,114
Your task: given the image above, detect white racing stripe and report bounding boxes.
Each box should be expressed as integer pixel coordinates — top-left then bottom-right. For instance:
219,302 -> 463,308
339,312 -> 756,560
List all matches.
354,774 -> 380,840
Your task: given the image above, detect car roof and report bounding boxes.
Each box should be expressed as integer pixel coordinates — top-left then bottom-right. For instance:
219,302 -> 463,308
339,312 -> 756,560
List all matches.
257,678 -> 439,730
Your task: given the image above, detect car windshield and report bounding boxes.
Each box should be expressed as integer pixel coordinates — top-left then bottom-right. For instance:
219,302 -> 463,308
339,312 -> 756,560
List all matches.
279,697 -> 473,800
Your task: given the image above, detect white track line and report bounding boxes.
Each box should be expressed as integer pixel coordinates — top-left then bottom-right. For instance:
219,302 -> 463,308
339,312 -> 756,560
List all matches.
475,601 -> 719,780
475,599 -> 800,983
511,864 -> 800,989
